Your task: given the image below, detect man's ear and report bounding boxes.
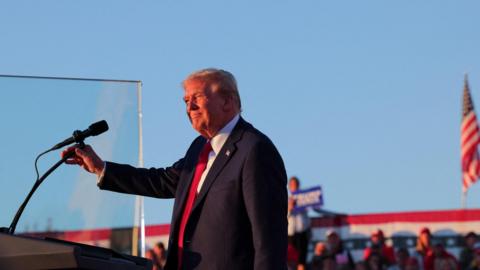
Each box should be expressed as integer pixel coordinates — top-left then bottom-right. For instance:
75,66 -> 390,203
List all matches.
222,95 -> 234,112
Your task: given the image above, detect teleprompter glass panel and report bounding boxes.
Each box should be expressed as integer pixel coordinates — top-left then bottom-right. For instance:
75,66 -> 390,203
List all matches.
0,76 -> 141,247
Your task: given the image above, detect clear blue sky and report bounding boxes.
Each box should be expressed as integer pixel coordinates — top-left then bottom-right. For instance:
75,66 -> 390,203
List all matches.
1,1 -> 480,229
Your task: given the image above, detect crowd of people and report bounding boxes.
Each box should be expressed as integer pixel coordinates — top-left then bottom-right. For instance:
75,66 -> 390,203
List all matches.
287,177 -> 480,270
290,227 -> 480,270
293,226 -> 480,270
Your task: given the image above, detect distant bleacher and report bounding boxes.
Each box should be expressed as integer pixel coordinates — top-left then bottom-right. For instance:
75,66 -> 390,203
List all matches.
20,208 -> 480,261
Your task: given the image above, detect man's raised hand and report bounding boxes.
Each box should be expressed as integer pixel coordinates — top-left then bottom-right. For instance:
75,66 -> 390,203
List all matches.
61,145 -> 104,176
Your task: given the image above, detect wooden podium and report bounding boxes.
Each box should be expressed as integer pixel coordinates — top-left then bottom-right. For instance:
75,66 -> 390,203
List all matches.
0,233 -> 152,270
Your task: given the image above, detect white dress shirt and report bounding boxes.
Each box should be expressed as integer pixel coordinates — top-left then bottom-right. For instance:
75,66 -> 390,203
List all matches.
196,114 -> 240,193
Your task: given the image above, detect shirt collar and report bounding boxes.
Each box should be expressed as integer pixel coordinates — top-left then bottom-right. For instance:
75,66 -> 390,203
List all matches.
210,114 -> 240,155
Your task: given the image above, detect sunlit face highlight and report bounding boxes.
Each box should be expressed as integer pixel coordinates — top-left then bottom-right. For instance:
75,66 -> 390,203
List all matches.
288,178 -> 299,192
419,232 -> 431,246
183,80 -> 228,138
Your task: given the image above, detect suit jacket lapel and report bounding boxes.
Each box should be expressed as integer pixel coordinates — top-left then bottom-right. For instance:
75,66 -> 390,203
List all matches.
191,118 -> 248,211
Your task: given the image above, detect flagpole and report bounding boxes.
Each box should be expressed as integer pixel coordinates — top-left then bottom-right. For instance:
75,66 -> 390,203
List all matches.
462,74 -> 467,210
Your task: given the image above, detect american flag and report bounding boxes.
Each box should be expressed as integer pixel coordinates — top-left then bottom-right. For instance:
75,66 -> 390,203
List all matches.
461,75 -> 480,193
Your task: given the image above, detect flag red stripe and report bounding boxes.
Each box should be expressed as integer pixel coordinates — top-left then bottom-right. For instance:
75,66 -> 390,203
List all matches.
462,113 -> 477,132
461,122 -> 479,146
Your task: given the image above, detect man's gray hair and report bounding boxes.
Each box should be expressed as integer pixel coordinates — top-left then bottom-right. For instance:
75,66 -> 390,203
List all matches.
183,68 -> 242,111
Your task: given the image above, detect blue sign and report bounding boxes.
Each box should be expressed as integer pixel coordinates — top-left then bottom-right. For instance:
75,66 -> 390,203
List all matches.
292,186 -> 323,212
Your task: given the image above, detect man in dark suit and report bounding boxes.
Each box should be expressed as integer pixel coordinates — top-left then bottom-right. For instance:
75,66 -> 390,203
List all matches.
62,68 -> 288,270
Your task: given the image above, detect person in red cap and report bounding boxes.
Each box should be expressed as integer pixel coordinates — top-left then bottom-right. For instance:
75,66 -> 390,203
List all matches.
413,227 -> 433,270
363,229 -> 395,265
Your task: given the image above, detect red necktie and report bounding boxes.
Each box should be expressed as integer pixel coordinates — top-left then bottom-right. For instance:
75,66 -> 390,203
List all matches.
177,142 -> 212,269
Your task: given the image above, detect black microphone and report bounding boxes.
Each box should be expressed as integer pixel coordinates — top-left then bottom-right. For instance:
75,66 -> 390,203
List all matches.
2,120 -> 109,235
50,120 -> 109,150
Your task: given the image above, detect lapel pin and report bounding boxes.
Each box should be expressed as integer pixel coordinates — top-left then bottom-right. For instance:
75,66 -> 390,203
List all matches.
226,150 -> 231,156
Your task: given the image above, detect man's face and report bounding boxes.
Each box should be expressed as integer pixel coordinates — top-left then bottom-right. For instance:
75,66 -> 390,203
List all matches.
314,242 -> 326,255
420,232 -> 431,246
288,179 -> 299,192
371,235 -> 380,244
183,80 -> 230,138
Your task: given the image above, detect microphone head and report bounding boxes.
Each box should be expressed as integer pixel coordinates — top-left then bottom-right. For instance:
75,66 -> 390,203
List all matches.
89,120 -> 109,136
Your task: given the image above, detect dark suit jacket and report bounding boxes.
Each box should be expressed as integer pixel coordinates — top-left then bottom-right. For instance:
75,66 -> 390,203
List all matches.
98,118 -> 288,270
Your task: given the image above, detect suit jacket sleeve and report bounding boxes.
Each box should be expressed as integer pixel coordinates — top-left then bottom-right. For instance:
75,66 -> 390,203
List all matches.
98,158 -> 184,199
242,138 -> 288,270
